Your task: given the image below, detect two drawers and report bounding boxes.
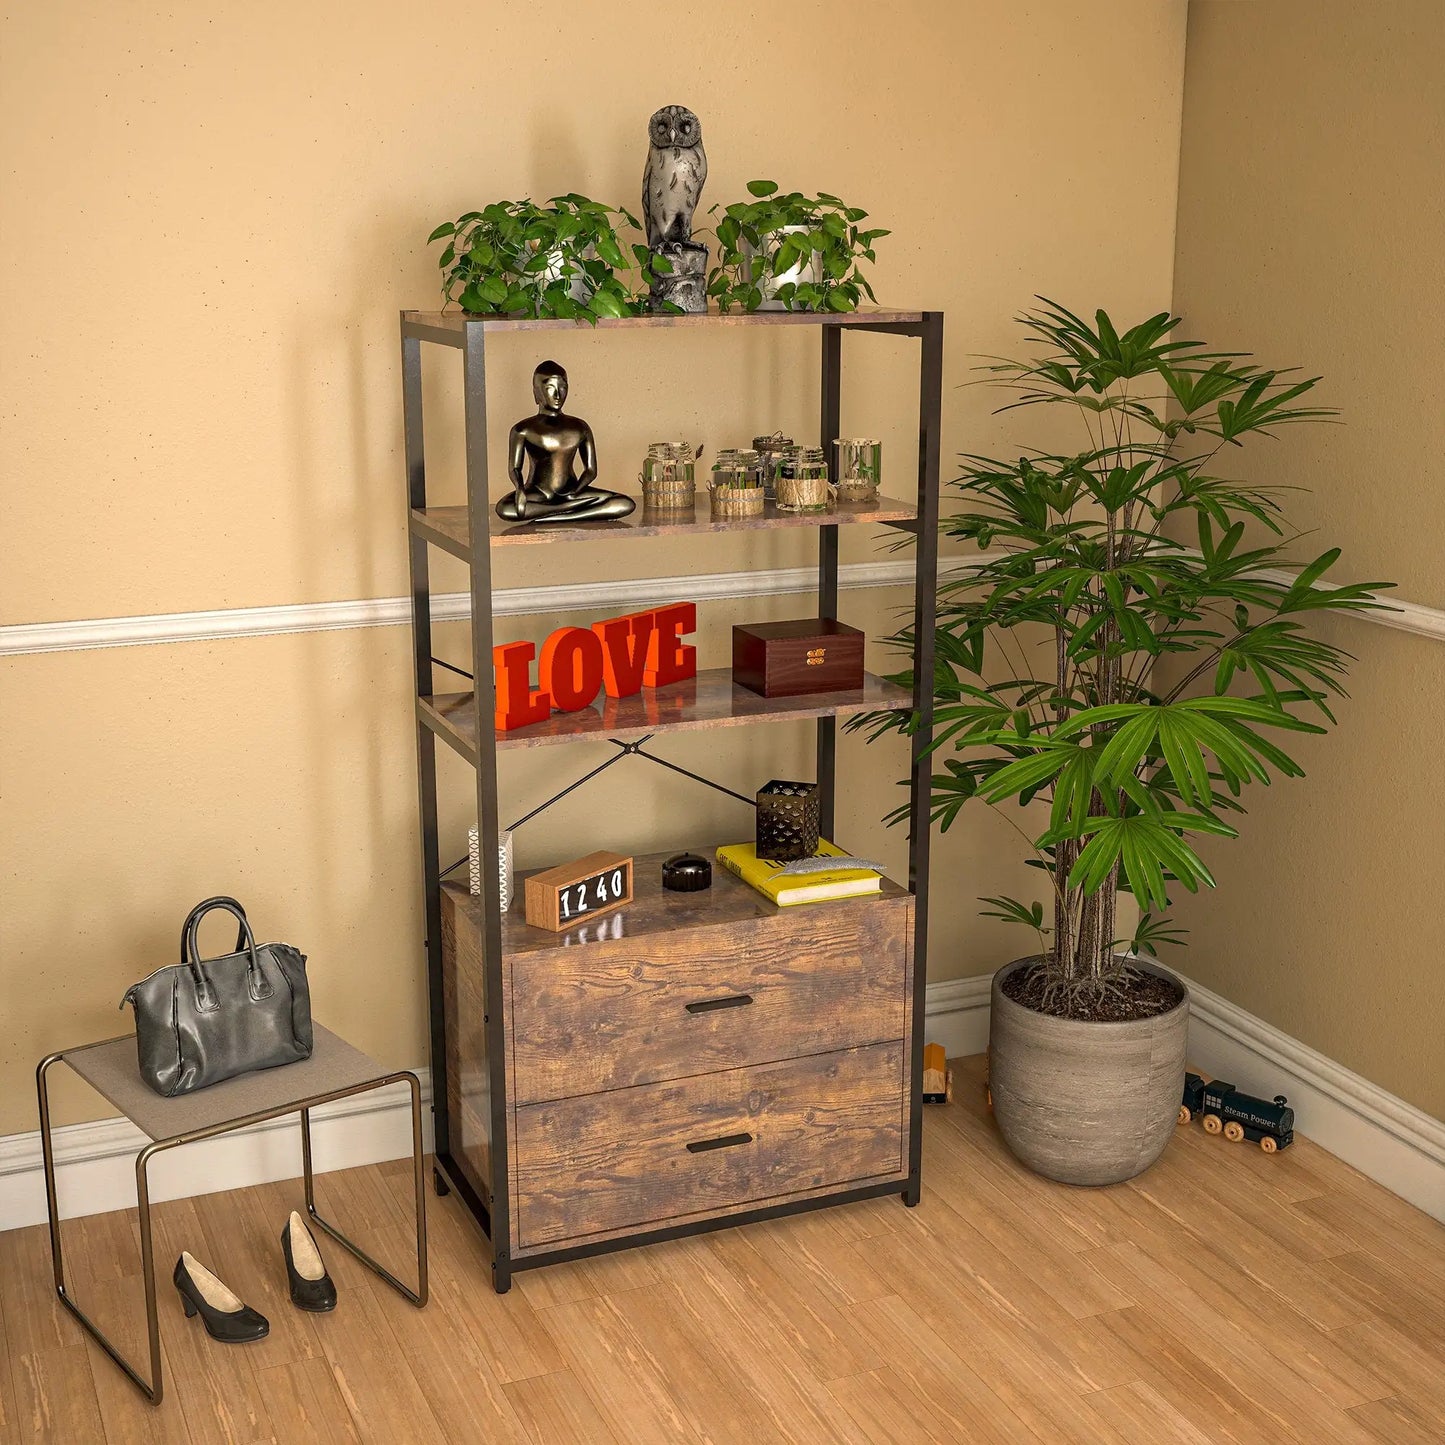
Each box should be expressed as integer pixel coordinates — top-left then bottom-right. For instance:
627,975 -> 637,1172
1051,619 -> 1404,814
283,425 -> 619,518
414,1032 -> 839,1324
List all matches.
507,894 -> 914,1251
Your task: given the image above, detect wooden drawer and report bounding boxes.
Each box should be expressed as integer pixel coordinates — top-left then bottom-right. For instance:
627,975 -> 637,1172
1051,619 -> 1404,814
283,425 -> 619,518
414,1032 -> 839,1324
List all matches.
508,896 -> 911,1104
513,1041 -> 905,1250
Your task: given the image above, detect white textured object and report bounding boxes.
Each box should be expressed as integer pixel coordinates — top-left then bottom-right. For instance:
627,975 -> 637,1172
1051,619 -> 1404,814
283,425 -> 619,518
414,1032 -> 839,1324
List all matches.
469,827 -> 513,911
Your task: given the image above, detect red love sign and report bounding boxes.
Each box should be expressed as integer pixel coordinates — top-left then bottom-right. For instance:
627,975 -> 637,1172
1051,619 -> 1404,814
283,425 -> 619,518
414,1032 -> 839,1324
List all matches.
493,603 -> 698,732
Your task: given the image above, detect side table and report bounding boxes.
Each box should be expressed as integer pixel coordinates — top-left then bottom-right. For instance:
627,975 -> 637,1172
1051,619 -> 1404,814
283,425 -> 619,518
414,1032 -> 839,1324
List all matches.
36,1023 -> 428,1406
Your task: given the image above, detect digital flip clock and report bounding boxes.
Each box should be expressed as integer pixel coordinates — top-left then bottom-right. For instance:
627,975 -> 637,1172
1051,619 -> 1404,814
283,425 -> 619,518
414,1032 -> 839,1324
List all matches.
493,602 -> 698,732
524,850 -> 634,932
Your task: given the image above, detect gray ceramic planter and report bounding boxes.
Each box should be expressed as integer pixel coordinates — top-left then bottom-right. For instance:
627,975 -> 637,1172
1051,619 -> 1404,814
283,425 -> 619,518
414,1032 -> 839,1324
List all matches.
988,955 -> 1189,1186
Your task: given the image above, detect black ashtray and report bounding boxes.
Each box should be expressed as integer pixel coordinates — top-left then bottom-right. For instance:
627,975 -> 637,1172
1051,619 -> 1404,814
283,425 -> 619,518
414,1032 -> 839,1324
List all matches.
662,852 -> 712,892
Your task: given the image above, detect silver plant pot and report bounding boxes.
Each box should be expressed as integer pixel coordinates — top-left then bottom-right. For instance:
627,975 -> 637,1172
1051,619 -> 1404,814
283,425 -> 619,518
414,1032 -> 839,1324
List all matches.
533,244 -> 594,304
988,955 -> 1189,1186
742,225 -> 823,311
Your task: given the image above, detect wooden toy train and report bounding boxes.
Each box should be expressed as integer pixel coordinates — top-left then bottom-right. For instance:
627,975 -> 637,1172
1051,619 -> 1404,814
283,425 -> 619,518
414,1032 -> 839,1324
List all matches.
1178,1072 -> 1294,1152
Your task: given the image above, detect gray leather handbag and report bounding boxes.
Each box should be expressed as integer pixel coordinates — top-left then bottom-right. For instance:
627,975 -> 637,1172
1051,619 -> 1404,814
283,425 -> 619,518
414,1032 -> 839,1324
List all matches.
120,896 -> 312,1097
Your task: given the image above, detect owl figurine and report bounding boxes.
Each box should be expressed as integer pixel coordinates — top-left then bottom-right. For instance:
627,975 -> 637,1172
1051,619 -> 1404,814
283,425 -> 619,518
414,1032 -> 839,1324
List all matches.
643,105 -> 707,248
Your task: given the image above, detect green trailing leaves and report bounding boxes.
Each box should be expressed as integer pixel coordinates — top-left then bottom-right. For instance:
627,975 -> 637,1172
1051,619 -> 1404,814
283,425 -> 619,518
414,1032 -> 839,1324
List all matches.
426,195 -> 648,322
707,182 -> 883,314
427,184 -> 889,320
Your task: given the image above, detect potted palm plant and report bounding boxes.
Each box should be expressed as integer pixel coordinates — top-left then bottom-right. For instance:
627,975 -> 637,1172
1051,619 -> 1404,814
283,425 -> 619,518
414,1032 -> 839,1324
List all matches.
859,300 -> 1388,1185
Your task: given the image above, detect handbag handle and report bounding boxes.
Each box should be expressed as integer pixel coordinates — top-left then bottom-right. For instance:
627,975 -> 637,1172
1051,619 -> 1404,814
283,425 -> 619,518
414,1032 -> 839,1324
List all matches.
179,897 -> 248,962
181,897 -> 267,1011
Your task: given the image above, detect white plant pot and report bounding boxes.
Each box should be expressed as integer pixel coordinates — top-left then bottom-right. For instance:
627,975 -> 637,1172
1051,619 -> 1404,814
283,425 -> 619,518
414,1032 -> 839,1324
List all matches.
742,225 -> 823,311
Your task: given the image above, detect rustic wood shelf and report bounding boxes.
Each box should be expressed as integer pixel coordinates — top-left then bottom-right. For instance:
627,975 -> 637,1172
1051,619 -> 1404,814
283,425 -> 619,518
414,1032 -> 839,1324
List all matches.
401,304 -> 943,1291
411,496 -> 919,556
418,668 -> 910,763
402,305 -> 927,345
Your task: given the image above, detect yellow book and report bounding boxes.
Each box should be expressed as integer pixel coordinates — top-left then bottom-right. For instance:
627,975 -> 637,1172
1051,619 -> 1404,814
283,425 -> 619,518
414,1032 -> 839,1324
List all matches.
715,840 -> 882,906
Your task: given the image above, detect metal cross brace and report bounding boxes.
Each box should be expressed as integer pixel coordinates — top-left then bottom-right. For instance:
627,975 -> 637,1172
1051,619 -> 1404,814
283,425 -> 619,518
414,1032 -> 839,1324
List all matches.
507,735 -> 755,831
440,734 -> 754,882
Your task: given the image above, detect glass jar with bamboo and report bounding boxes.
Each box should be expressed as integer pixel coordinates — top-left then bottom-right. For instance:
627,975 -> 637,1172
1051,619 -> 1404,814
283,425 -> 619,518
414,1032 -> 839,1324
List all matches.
834,437 -> 882,502
640,442 -> 697,512
709,447 -> 765,518
775,446 -> 833,512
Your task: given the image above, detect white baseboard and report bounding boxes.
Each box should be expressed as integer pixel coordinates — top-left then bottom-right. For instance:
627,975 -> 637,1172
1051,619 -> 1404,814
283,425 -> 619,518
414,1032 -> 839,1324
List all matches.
4,976 -> 1441,1230
920,974 -> 993,1061
1180,973 -> 1445,1223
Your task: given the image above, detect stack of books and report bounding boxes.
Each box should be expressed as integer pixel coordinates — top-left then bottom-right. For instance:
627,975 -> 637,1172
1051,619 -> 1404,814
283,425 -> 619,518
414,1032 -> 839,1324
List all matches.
715,839 -> 883,907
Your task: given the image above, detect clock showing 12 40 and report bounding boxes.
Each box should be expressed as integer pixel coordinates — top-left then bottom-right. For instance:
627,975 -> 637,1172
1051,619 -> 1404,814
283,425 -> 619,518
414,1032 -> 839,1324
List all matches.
523,850 -> 634,932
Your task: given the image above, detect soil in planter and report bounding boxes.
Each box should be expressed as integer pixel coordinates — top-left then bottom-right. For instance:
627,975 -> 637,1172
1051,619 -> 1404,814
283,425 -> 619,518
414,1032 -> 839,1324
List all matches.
1001,960 -> 1183,1023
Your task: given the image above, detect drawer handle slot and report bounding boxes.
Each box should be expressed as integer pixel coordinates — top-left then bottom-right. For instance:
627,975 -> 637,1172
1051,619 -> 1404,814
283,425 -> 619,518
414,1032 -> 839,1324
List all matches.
686,1131 -> 754,1154
685,993 -> 754,1015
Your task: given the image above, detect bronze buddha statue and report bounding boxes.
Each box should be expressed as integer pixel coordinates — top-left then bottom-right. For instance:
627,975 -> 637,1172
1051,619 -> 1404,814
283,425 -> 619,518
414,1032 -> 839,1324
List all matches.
495,361 -> 635,524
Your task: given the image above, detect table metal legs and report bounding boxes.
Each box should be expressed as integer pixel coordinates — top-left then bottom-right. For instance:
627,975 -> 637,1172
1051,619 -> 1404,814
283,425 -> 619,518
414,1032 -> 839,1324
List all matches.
36,1057 -> 429,1408
300,1072 -> 430,1307
36,1052 -> 166,1402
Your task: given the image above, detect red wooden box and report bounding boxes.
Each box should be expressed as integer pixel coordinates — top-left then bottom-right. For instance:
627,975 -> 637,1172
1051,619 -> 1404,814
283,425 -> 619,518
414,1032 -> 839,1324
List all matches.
732,618 -> 866,698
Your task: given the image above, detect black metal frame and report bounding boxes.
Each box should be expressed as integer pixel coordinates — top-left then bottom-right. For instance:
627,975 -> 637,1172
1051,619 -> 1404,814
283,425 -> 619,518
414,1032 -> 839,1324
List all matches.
401,309 -> 943,1291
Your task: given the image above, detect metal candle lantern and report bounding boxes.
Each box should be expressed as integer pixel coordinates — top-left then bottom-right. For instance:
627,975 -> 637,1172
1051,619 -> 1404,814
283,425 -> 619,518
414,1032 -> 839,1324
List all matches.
755,779 -> 821,861
752,432 -> 793,501
834,437 -> 882,501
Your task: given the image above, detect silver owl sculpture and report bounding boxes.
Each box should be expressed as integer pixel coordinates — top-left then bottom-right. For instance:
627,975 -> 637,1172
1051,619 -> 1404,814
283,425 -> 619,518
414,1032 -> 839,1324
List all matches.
643,105 -> 707,246
643,105 -> 709,312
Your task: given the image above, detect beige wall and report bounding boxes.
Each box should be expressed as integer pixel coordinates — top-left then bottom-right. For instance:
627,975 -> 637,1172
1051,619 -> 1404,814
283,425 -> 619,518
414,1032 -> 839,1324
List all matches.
1171,0 -> 1445,1118
0,0 -> 1187,1135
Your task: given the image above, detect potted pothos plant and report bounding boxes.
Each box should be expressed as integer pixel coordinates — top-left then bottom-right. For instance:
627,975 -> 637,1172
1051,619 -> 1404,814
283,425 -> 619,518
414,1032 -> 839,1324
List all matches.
858,300 -> 1388,1185
428,195 -> 638,321
708,181 -> 886,313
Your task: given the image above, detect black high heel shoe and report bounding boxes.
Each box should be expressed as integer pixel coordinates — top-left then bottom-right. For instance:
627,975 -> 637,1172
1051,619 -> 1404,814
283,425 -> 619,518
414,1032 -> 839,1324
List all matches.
281,1210 -> 337,1313
173,1252 -> 269,1343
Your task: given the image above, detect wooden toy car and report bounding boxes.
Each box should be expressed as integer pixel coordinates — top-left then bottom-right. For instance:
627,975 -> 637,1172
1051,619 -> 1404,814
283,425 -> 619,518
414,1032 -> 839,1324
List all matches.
1179,1071 -> 1294,1152
922,1042 -> 953,1104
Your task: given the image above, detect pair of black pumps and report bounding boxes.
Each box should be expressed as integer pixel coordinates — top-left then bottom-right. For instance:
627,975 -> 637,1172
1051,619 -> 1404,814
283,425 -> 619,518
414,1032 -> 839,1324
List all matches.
172,1210 -> 337,1343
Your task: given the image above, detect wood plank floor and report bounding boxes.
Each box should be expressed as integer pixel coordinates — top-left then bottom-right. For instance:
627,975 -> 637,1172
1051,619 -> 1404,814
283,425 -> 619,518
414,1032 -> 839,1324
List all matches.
3,1053 -> 1443,1444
